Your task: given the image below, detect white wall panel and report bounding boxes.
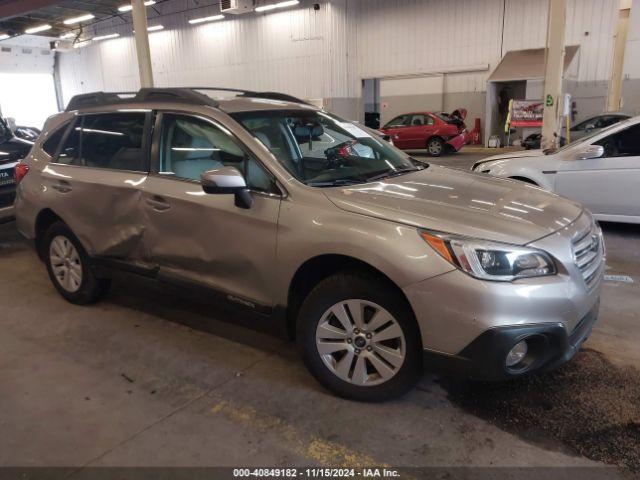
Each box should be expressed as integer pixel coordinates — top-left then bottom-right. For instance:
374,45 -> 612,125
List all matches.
56,0 -> 637,113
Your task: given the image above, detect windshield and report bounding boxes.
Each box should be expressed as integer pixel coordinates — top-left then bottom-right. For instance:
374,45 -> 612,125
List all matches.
0,118 -> 12,143
232,110 -> 424,187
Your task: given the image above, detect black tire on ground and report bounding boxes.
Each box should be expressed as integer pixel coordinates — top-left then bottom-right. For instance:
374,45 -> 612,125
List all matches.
43,221 -> 111,305
426,137 -> 446,157
297,271 -> 422,402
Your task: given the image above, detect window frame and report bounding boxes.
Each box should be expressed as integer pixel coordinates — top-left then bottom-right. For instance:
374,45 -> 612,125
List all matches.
50,111 -> 153,173
150,110 -> 282,197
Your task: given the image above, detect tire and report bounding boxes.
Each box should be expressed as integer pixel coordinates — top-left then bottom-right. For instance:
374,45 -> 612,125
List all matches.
427,137 -> 446,157
297,271 -> 422,402
43,221 -> 111,305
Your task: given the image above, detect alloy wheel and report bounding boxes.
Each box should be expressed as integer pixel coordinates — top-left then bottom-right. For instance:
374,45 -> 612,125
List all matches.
49,235 -> 83,293
428,140 -> 442,155
315,299 -> 406,386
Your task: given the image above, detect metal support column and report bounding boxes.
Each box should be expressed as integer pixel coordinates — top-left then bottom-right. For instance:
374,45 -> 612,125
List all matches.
131,0 -> 154,88
607,0 -> 632,112
541,0 -> 567,150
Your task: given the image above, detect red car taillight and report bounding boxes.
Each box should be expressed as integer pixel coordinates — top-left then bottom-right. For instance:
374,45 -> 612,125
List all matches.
15,163 -> 30,185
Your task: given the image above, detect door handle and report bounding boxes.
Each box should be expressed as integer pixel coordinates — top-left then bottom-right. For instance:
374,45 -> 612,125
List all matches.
51,180 -> 72,193
146,196 -> 171,211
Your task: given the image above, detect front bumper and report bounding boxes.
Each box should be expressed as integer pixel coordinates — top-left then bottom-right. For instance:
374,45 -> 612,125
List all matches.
422,300 -> 599,380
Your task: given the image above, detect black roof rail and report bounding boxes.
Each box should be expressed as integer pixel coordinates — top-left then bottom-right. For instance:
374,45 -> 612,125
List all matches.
190,87 -> 312,106
65,87 -> 312,112
65,91 -> 137,111
65,88 -> 220,112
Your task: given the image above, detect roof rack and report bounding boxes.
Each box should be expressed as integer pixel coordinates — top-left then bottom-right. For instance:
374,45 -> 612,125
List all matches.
65,88 -> 220,112
190,87 -> 312,106
65,87 -> 312,112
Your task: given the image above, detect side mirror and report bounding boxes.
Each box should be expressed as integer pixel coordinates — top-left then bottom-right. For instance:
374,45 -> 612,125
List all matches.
201,166 -> 253,209
574,145 -> 604,160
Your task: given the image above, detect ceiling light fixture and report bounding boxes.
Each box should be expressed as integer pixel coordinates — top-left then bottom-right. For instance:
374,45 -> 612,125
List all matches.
118,1 -> 156,13
255,0 -> 299,12
188,14 -> 225,24
93,33 -> 120,41
63,13 -> 95,25
59,32 -> 77,39
24,24 -> 52,34
133,25 -> 164,33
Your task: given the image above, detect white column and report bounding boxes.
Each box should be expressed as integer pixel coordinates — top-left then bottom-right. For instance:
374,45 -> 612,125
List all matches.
607,0 -> 632,112
131,0 -> 154,88
541,0 -> 567,150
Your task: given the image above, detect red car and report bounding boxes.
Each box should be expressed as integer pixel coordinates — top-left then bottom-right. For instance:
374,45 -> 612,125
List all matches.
380,109 -> 469,156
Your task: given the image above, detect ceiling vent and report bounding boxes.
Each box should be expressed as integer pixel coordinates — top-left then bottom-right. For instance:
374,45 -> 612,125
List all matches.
220,0 -> 254,14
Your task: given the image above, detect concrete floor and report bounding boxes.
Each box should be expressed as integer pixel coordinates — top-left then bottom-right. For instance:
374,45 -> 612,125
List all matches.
1,148 -> 638,474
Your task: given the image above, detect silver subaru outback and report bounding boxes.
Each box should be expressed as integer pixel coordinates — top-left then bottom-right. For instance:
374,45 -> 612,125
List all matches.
14,88 -> 604,401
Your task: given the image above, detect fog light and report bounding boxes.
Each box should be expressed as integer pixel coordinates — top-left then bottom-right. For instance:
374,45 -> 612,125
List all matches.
505,340 -> 528,368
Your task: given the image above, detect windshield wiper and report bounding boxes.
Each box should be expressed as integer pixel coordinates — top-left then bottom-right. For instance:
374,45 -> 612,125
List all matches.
365,165 -> 424,182
306,178 -> 365,187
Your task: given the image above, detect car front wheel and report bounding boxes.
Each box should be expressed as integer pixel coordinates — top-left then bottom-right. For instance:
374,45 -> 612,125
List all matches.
298,272 -> 421,401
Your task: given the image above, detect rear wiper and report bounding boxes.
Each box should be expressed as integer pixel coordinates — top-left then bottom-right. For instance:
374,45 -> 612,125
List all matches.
366,165 -> 424,182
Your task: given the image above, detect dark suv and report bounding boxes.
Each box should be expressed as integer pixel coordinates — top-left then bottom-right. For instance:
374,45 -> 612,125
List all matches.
0,117 -> 33,221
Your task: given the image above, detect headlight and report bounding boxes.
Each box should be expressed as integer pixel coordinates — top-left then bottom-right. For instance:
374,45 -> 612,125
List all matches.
420,230 -> 556,281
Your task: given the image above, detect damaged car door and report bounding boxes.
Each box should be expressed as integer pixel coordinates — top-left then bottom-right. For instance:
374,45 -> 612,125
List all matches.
142,112 -> 281,311
42,111 -> 151,261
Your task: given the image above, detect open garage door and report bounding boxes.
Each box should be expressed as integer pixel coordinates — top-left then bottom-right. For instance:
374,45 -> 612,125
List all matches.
0,72 -> 58,130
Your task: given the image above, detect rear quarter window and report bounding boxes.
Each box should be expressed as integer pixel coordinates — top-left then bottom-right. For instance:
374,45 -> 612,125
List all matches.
42,122 -> 70,157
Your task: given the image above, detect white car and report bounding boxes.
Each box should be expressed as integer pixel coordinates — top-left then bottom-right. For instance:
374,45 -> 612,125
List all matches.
473,116 -> 640,224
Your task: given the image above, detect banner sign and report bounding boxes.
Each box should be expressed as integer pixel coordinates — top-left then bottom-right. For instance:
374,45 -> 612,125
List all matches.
510,100 -> 544,127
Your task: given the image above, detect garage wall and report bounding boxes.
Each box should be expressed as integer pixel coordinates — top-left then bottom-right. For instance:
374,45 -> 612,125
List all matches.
58,0 -> 356,117
379,76 -> 444,124
56,0 -> 640,124
622,0 -> 640,115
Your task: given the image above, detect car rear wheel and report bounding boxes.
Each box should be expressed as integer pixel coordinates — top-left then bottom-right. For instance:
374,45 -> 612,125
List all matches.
44,222 -> 110,304
298,271 -> 421,401
427,137 -> 445,157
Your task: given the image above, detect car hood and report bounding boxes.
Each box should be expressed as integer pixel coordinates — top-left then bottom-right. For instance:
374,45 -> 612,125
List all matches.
324,166 -> 583,245
479,149 -> 545,162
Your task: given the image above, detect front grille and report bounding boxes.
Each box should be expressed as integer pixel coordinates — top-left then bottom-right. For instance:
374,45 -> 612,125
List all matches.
572,221 -> 604,289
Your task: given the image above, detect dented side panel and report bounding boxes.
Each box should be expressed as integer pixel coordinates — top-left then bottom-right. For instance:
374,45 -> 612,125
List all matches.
39,164 -> 148,261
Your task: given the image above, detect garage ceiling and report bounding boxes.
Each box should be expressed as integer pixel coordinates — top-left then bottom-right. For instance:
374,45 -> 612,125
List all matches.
0,0 -> 157,39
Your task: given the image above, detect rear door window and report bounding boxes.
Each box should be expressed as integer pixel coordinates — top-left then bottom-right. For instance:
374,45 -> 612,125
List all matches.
385,115 -> 409,128
80,113 -> 148,171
